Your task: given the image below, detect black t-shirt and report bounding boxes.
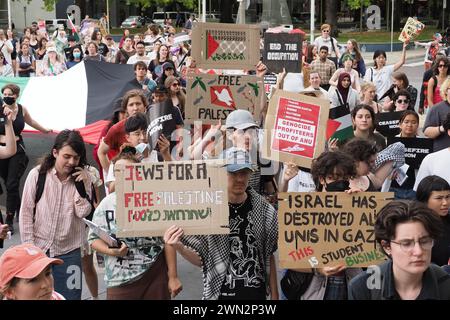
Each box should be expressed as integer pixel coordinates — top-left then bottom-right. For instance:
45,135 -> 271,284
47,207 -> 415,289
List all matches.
219,191 -> 266,300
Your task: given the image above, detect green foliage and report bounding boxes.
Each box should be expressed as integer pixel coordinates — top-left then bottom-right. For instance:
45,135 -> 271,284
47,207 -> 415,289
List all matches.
345,0 -> 373,10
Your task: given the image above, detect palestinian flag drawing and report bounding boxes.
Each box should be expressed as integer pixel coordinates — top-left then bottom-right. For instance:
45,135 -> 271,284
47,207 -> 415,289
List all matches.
0,61 -> 139,144
327,104 -> 354,142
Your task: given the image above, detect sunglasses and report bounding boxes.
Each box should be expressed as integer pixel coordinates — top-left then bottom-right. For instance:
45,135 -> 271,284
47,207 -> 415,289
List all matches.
438,64 -> 448,68
322,30 -> 330,33
171,83 -> 180,87
396,99 -> 409,104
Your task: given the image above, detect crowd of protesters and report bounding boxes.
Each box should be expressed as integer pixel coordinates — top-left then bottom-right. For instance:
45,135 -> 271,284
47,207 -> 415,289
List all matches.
0,19 -> 449,301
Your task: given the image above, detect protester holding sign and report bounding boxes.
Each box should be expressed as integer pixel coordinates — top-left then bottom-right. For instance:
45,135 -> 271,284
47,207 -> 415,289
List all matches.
349,200 -> 450,300
164,149 -> 279,300
363,42 -> 408,102
389,110 -> 423,199
423,77 -> 450,151
351,105 -> 386,151
89,152 -> 182,300
416,176 -> 450,266
281,151 -> 361,300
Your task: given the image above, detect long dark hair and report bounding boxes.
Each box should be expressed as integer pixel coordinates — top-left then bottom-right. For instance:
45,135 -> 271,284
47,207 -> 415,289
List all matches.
39,130 -> 87,174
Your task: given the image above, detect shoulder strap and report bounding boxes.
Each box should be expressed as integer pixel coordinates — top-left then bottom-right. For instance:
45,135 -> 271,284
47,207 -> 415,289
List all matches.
433,75 -> 438,92
370,67 -> 374,82
33,171 -> 47,222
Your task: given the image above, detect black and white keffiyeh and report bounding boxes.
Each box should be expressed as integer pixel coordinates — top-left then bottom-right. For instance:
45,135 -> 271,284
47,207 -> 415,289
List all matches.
181,188 -> 278,300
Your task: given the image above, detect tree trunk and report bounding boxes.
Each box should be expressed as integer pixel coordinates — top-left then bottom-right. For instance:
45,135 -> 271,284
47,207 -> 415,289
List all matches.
325,0 -> 338,36
220,0 -> 234,23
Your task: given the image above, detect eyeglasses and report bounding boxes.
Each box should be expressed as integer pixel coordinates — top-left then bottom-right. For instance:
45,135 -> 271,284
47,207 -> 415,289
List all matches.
390,236 -> 434,252
171,83 -> 180,87
438,64 -> 448,68
322,30 -> 330,33
396,99 -> 409,104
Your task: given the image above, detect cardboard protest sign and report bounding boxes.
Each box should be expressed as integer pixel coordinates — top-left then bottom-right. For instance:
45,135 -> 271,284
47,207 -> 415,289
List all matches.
262,90 -> 329,168
263,33 -> 302,73
399,17 -> 425,42
264,74 -> 278,99
376,111 -> 403,137
146,100 -> 177,151
387,137 -> 433,169
191,22 -> 260,69
38,20 -> 46,33
278,192 -> 393,269
115,160 -> 229,237
185,73 -> 264,124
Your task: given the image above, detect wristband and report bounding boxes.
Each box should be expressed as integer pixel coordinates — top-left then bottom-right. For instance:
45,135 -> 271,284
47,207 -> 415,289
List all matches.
439,125 -> 444,133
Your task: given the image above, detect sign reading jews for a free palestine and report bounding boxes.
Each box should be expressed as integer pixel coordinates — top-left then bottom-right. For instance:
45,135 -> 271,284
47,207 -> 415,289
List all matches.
115,160 -> 229,237
263,90 -> 329,168
191,22 -> 260,69
263,33 -> 303,73
185,73 -> 264,124
278,192 -> 392,269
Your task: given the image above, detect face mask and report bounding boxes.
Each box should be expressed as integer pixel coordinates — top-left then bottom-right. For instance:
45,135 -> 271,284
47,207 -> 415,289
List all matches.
325,180 -> 350,192
73,52 -> 81,59
135,143 -> 148,154
3,96 -> 16,105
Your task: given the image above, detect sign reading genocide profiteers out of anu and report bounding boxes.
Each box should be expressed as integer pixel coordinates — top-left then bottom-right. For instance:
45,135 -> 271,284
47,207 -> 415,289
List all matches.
115,160 -> 230,237
278,192 -> 393,269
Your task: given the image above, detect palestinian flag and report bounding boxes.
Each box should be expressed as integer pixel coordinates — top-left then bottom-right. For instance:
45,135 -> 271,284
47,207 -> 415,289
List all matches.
0,61 -> 140,144
327,104 -> 354,142
67,14 -> 80,43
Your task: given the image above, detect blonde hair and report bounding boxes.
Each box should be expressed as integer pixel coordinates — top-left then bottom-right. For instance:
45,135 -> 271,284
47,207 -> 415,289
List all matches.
321,24 -> 331,31
440,77 -> 450,100
360,82 -> 376,99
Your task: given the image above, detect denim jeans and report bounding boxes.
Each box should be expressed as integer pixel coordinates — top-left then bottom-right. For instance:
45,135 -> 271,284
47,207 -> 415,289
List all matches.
389,187 -> 416,200
51,248 -> 82,300
324,276 -> 347,300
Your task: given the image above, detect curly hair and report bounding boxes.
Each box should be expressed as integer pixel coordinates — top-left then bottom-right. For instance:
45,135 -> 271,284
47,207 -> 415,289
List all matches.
375,200 -> 443,256
342,137 -> 377,162
311,150 -> 356,191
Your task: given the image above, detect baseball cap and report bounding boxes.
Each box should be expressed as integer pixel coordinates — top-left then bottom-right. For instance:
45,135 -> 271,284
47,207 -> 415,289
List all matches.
162,62 -> 174,71
0,243 -> 63,289
225,109 -> 259,130
222,148 -> 254,173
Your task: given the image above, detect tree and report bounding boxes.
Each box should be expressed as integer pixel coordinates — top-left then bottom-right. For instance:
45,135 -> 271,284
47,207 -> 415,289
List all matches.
346,0 -> 373,33
325,0 -> 338,36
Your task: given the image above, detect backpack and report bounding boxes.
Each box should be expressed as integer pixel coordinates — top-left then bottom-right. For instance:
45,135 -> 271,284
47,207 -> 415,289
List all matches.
33,170 -> 97,222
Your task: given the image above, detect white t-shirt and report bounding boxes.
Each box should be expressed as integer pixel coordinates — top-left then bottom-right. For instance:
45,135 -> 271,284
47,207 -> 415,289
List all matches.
127,54 -> 151,66
287,169 -> 316,192
0,39 -> 13,65
413,148 -> 450,191
363,64 -> 395,101
314,36 -> 339,58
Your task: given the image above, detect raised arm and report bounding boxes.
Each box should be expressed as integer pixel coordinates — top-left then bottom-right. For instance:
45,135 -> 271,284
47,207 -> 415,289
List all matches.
393,42 -> 408,72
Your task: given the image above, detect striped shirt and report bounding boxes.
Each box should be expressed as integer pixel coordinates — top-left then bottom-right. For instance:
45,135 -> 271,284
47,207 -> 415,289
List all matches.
19,166 -> 92,258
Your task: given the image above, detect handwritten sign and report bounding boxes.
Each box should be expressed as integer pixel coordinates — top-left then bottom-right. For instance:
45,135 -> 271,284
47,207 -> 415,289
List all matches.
115,160 -> 229,237
262,90 -> 329,168
185,73 -> 264,124
399,17 -> 425,42
263,33 -> 302,73
191,22 -> 260,70
387,137 -> 433,169
146,100 -> 177,151
278,192 -> 392,268
376,111 -> 403,137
